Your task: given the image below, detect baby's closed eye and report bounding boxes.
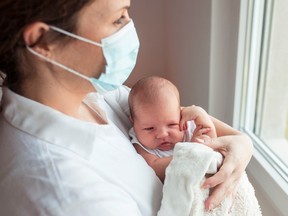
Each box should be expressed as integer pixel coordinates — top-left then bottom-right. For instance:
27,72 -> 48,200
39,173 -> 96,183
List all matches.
168,123 -> 179,128
143,127 -> 154,131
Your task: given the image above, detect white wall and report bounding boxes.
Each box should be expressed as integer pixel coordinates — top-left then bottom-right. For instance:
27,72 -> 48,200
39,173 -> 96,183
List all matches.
126,0 -> 165,86
164,1 -> 211,109
128,0 -> 240,123
128,0 -> 212,110
130,0 -> 281,215
128,3 -> 238,118
209,1 -> 240,125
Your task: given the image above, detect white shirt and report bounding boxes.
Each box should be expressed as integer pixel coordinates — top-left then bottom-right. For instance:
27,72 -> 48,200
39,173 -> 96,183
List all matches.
0,86 -> 162,216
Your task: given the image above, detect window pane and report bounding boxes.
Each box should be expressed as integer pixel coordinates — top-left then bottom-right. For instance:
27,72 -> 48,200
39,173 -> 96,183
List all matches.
239,0 -> 288,183
255,0 -> 288,167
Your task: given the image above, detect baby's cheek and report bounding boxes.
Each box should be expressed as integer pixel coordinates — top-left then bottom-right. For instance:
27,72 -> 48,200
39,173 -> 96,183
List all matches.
138,134 -> 156,148
174,130 -> 185,142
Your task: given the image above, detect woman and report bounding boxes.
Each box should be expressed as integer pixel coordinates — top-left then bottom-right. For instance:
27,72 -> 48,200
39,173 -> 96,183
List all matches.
0,0 -> 253,215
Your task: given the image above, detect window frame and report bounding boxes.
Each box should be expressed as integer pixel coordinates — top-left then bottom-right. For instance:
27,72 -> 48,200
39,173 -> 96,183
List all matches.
234,0 -> 288,214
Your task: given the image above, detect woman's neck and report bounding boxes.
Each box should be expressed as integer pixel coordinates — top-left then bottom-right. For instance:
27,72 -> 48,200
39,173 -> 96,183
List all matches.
19,76 -> 105,124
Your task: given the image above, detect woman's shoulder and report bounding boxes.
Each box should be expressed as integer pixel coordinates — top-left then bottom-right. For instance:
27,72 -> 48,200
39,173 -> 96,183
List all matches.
104,85 -> 131,115
104,85 -> 130,102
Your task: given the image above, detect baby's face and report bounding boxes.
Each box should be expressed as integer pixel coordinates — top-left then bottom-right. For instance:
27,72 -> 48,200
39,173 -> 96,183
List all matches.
132,98 -> 184,151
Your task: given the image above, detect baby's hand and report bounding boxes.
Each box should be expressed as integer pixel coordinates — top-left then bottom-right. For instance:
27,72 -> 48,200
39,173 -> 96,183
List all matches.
180,105 -> 205,130
191,134 -> 212,144
193,125 -> 211,136
180,105 -> 217,139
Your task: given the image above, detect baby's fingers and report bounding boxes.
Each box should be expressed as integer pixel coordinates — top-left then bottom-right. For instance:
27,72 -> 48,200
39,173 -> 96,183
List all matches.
198,127 -> 211,135
179,120 -> 187,131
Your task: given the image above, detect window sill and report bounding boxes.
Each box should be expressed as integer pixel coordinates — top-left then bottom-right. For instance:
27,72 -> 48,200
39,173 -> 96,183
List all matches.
247,137 -> 288,215
263,138 -> 288,166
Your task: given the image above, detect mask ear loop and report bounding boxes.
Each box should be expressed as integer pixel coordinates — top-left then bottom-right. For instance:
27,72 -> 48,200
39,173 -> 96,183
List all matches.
49,26 -> 103,47
26,46 -> 91,83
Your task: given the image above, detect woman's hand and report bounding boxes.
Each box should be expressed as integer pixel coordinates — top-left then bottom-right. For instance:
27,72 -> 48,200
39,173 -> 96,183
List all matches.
199,134 -> 253,210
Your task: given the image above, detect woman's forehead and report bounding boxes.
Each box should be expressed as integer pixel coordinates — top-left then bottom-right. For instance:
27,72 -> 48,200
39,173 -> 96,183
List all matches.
90,0 -> 131,14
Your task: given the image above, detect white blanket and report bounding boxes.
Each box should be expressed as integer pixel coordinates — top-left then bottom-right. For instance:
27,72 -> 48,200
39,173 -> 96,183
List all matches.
157,142 -> 262,216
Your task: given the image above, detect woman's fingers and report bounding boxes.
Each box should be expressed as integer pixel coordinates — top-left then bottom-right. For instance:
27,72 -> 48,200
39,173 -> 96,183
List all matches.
204,177 -> 239,210
203,163 -> 240,210
202,159 -> 234,188
200,136 -> 244,210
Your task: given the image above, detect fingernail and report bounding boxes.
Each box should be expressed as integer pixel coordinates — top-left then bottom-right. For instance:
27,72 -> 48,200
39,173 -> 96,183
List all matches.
196,138 -> 204,143
202,183 -> 210,189
208,203 -> 215,211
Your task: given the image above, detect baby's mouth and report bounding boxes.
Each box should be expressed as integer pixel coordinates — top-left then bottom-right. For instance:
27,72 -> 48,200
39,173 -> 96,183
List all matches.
158,142 -> 174,151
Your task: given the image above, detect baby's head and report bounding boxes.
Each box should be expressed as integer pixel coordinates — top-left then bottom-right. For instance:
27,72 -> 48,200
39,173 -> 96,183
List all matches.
129,76 -> 184,151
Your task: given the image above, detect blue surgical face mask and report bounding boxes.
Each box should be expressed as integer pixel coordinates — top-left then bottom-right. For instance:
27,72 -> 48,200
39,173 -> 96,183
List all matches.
27,20 -> 140,93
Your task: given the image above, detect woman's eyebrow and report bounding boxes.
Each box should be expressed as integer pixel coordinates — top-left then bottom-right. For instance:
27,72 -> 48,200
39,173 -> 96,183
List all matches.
120,4 -> 130,11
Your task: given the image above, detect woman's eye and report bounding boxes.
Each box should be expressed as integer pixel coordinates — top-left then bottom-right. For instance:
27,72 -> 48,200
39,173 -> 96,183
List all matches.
114,16 -> 125,25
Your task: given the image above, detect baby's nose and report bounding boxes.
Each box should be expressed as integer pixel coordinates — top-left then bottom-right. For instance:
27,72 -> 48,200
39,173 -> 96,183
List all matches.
156,128 -> 169,139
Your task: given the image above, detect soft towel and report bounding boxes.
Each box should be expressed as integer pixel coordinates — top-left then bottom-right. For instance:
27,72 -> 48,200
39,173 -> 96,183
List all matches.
157,142 -> 262,216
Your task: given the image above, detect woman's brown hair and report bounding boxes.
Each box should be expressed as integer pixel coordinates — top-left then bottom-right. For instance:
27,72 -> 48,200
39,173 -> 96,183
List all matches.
0,0 -> 92,90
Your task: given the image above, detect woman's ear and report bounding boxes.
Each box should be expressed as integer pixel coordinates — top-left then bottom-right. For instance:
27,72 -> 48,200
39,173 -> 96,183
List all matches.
129,115 -> 134,124
23,22 -> 50,55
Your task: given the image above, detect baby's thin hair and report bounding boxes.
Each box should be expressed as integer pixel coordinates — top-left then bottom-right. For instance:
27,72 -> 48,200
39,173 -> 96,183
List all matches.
129,76 -> 180,119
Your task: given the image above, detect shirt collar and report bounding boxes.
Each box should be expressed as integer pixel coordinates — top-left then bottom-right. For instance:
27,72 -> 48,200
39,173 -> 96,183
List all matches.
1,88 -> 108,159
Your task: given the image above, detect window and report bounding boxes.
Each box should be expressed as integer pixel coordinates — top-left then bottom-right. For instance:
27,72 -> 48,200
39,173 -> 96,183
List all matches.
235,0 -> 288,213
239,0 -> 288,180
